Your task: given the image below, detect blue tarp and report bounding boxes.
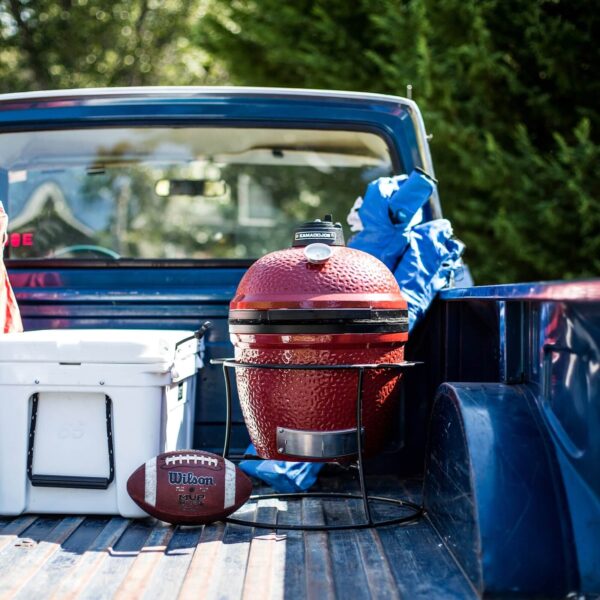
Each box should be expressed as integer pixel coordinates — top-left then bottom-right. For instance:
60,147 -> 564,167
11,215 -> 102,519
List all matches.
394,219 -> 465,330
350,169 -> 465,331
239,170 -> 465,492
239,445 -> 324,493
347,168 -> 436,270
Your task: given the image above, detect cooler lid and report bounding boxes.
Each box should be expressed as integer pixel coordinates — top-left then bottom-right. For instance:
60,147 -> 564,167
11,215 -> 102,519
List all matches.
0,329 -> 196,365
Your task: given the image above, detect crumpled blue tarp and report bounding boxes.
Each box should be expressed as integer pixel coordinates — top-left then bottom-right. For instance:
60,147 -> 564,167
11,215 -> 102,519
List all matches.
347,168 -> 436,270
238,170 -> 465,493
394,219 -> 465,330
349,169 -> 465,331
239,444 -> 324,493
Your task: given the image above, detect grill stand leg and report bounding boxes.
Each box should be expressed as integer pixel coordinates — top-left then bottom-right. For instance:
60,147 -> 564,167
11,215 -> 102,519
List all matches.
217,361 -> 423,531
355,367 -> 373,526
222,363 -> 233,459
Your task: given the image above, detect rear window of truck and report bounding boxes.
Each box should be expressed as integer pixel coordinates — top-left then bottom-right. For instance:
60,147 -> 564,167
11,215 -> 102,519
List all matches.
0,127 -> 394,260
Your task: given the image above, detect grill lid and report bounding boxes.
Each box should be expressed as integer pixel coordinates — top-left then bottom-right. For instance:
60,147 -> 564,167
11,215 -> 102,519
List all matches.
231,215 -> 408,338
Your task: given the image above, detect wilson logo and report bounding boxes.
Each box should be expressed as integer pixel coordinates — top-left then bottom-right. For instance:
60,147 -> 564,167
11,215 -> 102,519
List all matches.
168,472 -> 216,486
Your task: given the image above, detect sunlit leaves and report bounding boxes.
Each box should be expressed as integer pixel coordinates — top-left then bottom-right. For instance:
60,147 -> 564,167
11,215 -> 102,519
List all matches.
0,0 -> 226,90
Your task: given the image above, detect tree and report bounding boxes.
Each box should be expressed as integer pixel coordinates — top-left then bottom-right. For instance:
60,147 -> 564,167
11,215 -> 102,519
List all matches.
200,0 -> 600,283
0,0 -> 226,92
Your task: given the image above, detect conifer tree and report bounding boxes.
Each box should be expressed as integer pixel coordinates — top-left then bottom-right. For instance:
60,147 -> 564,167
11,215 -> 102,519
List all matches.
201,0 -> 599,283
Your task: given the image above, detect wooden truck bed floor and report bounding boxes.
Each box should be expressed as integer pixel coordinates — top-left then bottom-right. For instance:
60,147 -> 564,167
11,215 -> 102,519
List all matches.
0,476 -> 475,600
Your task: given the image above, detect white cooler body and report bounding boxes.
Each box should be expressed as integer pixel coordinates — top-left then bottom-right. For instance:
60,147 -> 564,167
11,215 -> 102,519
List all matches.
0,329 -> 202,518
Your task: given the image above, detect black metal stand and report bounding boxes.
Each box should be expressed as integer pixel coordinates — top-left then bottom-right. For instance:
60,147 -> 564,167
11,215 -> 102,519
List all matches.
211,358 -> 424,531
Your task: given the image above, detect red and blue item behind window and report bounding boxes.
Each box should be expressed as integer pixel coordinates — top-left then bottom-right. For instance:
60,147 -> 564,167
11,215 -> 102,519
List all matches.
0,201 -> 23,333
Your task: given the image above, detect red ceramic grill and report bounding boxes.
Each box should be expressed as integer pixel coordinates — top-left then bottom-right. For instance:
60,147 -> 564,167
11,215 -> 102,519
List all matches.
229,216 -> 409,461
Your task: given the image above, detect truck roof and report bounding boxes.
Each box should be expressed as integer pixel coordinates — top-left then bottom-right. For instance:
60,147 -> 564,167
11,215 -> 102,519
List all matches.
0,86 -> 415,108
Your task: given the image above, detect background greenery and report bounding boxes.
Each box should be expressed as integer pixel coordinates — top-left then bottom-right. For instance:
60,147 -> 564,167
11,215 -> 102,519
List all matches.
0,0 -> 597,283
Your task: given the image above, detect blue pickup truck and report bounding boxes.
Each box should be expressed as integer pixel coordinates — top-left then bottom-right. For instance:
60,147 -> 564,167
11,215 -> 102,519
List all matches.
0,87 -> 598,599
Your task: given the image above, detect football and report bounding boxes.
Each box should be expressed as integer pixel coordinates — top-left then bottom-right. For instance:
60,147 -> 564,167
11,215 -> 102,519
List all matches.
127,450 -> 253,525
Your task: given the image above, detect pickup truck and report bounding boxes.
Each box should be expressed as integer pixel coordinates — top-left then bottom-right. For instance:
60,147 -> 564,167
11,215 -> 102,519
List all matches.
0,87 -> 598,599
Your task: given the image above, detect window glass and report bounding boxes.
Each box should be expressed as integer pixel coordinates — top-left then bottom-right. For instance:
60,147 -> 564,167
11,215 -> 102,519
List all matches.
1,127 -> 394,259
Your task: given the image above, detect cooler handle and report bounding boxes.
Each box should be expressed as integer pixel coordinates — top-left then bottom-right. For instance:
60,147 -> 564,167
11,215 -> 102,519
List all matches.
27,394 -> 115,490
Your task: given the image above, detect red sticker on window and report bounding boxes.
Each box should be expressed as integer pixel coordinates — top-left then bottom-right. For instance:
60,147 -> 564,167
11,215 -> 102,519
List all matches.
4,232 -> 34,247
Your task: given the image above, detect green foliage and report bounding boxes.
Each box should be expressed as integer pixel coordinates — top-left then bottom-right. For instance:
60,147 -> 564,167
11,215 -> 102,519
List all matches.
0,0 -> 597,282
0,0 -> 226,91
201,0 -> 599,283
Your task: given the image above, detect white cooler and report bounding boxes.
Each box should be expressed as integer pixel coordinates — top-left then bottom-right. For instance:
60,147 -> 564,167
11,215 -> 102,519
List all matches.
0,329 -> 202,517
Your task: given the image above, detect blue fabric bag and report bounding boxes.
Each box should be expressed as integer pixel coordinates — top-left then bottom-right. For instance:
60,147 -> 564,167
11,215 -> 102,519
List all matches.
239,445 -> 324,493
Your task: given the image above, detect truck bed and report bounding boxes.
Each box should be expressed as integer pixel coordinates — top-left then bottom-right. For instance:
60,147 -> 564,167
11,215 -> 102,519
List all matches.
0,475 -> 475,600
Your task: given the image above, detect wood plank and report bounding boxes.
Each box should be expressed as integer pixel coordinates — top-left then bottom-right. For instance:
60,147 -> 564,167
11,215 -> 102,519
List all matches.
48,517 -> 130,600
199,503 -> 257,600
0,517 -> 84,600
76,519 -> 157,600
265,503 -> 286,600
346,500 -> 401,600
0,516 -> 38,554
113,523 -> 175,600
140,526 -> 203,600
322,498 -> 372,600
277,497 -> 305,600
302,498 -> 335,600
13,517 -> 109,599
376,512 -> 477,599
242,499 -> 286,600
176,524 -> 225,600
0,517 -> 78,588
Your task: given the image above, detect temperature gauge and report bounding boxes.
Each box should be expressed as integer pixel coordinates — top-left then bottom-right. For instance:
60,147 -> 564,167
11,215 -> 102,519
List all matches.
304,243 -> 333,264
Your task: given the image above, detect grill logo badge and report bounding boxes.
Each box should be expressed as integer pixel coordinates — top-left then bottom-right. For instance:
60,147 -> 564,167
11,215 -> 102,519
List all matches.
294,231 -> 335,241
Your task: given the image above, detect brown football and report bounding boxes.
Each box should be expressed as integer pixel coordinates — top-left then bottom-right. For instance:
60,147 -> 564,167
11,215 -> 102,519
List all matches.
127,450 -> 253,525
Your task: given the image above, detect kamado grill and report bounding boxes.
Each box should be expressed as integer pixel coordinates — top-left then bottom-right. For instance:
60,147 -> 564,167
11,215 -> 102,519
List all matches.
213,216 -> 423,530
